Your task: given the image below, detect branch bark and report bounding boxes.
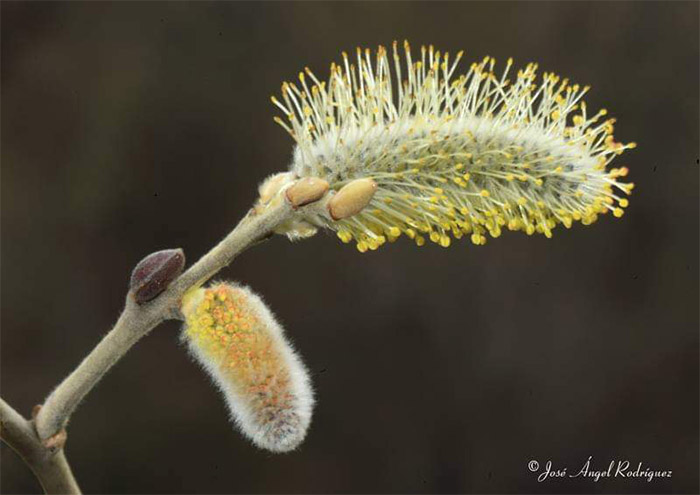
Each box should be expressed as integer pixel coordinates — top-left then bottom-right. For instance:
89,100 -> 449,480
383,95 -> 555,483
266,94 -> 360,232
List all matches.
1,191 -> 314,493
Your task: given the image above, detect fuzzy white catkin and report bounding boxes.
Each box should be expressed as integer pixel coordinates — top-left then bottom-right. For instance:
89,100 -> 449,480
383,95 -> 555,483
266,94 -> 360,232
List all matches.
181,282 -> 314,453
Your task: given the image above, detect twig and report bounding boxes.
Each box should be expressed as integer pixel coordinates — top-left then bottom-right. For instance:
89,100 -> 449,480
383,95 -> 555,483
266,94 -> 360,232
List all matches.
0,398 -> 80,494
1,193 -> 305,493
35,199 -> 294,441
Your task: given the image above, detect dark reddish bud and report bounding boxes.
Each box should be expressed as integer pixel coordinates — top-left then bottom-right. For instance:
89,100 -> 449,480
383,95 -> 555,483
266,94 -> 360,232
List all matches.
130,249 -> 185,304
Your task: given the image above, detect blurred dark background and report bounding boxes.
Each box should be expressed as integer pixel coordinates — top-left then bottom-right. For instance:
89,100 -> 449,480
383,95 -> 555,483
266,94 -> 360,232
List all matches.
1,2 -> 698,494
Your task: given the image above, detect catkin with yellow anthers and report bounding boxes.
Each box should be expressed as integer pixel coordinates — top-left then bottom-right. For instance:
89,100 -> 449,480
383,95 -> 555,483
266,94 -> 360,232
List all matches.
181,282 -> 314,453
271,41 -> 636,252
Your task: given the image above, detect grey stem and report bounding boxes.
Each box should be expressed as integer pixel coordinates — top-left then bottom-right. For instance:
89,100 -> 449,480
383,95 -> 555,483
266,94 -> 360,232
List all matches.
35,199 -> 294,441
2,192 -> 309,494
0,398 -> 80,494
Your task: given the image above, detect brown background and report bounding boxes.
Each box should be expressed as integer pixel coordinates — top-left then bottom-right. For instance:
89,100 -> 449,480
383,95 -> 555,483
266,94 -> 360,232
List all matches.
1,1 -> 698,494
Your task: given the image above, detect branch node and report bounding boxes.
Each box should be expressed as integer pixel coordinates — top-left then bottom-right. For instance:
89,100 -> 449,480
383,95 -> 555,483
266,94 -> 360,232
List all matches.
42,429 -> 68,453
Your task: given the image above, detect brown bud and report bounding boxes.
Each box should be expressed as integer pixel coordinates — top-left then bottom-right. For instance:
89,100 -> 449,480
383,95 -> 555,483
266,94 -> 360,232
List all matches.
130,249 -> 185,304
328,178 -> 378,220
285,177 -> 329,209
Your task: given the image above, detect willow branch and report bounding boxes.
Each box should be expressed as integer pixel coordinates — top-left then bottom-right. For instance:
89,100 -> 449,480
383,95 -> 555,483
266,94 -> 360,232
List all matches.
0,399 -> 80,494
2,177 -> 332,493
33,198 -> 295,441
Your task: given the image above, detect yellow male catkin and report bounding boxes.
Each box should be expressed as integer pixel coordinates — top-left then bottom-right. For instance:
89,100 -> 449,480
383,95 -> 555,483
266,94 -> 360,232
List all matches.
269,41 -> 636,252
181,282 -> 314,452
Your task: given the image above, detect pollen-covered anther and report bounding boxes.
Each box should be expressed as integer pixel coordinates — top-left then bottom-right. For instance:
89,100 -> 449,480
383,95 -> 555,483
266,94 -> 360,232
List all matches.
285,177 -> 329,209
327,178 -> 378,220
181,282 -> 314,453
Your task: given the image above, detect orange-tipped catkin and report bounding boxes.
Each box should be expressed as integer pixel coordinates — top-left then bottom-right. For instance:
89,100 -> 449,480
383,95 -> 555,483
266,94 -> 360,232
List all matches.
181,282 -> 314,452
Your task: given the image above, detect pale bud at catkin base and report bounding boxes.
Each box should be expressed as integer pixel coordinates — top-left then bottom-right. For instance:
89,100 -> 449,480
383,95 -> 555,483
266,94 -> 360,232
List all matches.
328,178 -> 377,220
286,177 -> 329,209
181,283 -> 314,452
